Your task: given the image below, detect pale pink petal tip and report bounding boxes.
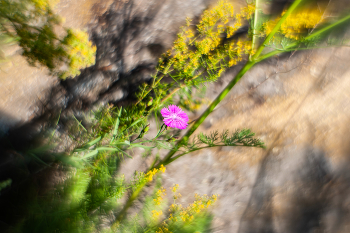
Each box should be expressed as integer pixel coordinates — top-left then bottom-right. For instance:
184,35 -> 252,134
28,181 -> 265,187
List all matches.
161,105 -> 189,129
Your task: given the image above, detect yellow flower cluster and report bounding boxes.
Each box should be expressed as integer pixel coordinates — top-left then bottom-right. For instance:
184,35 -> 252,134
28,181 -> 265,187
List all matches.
227,3 -> 255,38
31,0 -> 58,14
159,164 -> 166,173
264,8 -> 324,40
62,29 -> 96,79
171,184 -> 179,193
182,99 -> 202,111
152,210 -> 163,221
160,0 -> 255,84
156,223 -> 171,233
145,169 -> 158,182
196,37 -> 220,55
137,0 -> 256,106
178,193 -> 218,222
145,164 -> 166,182
153,187 -> 167,205
171,183 -> 182,201
224,39 -> 253,66
32,0 -> 49,12
197,0 -> 235,34
154,184 -> 218,233
172,29 -> 202,78
241,3 -> 255,19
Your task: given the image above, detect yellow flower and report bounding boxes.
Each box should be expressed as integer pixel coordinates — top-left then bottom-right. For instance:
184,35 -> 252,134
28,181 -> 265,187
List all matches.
264,7 -> 324,40
159,164 -> 166,173
153,187 -> 166,205
152,210 -> 163,220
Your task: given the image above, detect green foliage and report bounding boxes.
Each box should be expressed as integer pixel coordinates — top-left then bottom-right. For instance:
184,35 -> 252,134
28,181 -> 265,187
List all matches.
135,0 -> 255,111
161,129 -> 265,164
60,29 -> 96,79
10,1 -> 264,231
188,129 -> 265,149
116,182 -> 216,233
0,0 -> 96,78
0,33 -> 17,63
0,179 -> 12,192
16,158 -> 125,233
9,0 -> 350,232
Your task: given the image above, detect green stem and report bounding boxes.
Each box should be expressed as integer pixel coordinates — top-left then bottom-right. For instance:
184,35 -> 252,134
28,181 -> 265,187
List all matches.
251,0 -> 261,58
135,62 -> 173,105
304,13 -> 350,41
110,59 -> 258,228
112,23 -> 280,228
114,50 -> 277,229
152,60 -> 256,169
111,0 -> 350,224
164,144 -> 264,165
112,182 -> 148,227
255,13 -> 350,63
251,0 -> 304,60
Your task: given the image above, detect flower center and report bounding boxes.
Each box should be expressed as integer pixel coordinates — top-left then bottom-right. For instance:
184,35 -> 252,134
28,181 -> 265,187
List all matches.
171,114 -> 178,120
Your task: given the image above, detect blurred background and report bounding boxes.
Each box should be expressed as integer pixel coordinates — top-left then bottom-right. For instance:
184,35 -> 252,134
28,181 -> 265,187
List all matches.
1,0 -> 350,232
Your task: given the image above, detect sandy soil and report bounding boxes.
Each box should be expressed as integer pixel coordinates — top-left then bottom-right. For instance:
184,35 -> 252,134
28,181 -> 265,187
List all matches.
0,0 -> 114,134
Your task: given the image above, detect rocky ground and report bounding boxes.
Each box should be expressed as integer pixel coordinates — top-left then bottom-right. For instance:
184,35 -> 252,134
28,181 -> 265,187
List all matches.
1,0 -> 350,232
160,47 -> 350,232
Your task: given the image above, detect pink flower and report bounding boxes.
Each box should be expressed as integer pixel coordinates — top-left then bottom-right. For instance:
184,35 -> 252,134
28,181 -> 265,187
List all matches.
161,105 -> 189,129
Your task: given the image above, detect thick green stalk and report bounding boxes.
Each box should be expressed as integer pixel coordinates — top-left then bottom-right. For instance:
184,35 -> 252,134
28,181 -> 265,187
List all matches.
251,0 -> 261,57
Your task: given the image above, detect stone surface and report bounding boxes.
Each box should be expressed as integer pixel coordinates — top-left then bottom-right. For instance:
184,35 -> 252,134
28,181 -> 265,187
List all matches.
66,70 -> 113,103
1,1 -> 350,233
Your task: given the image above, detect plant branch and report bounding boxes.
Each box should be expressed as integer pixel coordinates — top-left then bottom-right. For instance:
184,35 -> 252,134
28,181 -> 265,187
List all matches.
165,144 -> 263,165
251,0 -> 303,60
109,1 -> 350,226
152,0 -> 304,170
305,13 -> 350,41
255,13 -> 350,63
112,181 -> 147,227
251,0 -> 261,58
152,60 -> 256,170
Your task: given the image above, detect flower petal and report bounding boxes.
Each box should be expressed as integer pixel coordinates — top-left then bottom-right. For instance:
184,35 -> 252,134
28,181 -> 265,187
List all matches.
161,105 -> 189,129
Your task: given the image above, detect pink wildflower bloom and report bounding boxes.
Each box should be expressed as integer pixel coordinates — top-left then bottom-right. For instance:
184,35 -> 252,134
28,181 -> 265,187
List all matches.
161,105 -> 189,129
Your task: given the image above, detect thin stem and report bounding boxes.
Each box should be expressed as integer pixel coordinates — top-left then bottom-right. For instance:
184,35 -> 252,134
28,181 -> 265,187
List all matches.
158,70 -> 204,106
161,86 -> 181,104
270,44 -> 350,52
165,144 -> 264,165
135,62 -> 173,105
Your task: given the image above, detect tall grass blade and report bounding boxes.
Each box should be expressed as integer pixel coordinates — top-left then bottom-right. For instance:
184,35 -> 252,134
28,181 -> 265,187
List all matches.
74,136 -> 102,152
111,107 -> 123,144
